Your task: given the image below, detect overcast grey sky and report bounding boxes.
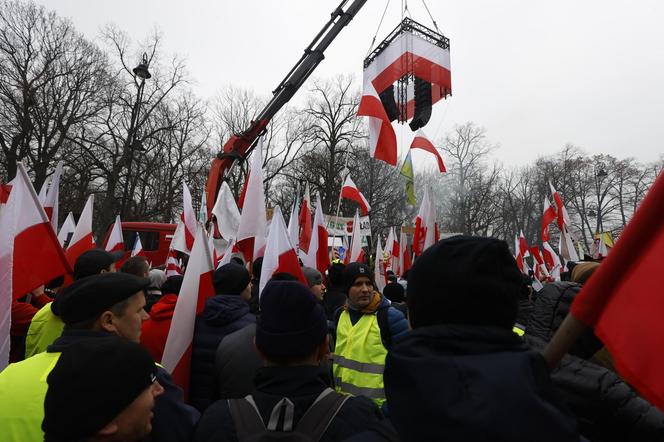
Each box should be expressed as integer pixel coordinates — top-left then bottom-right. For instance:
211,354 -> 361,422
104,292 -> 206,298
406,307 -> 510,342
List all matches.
34,0 -> 664,166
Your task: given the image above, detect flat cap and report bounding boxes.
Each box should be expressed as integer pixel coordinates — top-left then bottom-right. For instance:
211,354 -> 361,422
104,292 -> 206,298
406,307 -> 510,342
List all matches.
57,272 -> 150,324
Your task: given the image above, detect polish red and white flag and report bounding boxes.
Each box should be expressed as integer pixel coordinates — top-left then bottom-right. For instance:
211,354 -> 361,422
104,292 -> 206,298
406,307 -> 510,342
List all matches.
542,241 -> 562,280
287,190 -> 300,253
162,225 -> 214,399
165,249 -> 183,277
413,187 -> 436,256
236,139 -> 267,263
43,161 -> 63,232
211,181 -> 240,242
385,227 -> 399,271
105,215 -> 124,253
258,206 -> 307,295
181,181 -> 197,253
57,212 -> 76,247
65,195 -> 95,267
410,130 -> 446,173
541,196 -> 557,242
302,194 -> 329,274
347,210 -> 365,264
374,238 -> 387,292
298,183 -> 312,254
0,163 -> 71,369
341,175 -> 371,216
358,75 -> 397,166
398,228 -> 411,276
549,181 -> 572,230
518,230 -> 530,258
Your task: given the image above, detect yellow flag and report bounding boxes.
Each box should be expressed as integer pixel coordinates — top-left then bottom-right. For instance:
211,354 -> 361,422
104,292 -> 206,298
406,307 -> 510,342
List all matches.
400,151 -> 416,206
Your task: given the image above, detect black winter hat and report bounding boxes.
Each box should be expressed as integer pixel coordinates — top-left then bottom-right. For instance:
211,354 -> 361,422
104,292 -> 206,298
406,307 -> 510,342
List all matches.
43,337 -> 158,440
73,248 -> 124,280
213,262 -> 251,295
256,280 -> 327,359
161,275 -> 184,296
57,272 -> 150,324
407,236 -> 522,329
342,262 -> 375,295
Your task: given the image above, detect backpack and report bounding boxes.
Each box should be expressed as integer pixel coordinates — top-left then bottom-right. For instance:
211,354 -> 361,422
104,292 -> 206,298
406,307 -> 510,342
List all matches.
228,388 -> 349,442
333,306 -> 393,349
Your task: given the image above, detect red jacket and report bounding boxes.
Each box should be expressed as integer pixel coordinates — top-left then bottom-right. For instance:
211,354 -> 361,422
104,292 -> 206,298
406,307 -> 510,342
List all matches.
140,294 -> 177,363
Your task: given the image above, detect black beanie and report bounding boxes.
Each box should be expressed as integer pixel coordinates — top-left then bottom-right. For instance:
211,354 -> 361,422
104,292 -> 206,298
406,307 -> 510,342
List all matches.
342,262 -> 375,295
407,236 -> 522,329
256,280 -> 327,359
161,275 -> 184,296
43,337 -> 158,440
213,263 -> 251,295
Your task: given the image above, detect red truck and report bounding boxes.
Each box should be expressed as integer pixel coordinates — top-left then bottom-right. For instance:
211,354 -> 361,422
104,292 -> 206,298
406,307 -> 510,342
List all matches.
102,222 -> 176,266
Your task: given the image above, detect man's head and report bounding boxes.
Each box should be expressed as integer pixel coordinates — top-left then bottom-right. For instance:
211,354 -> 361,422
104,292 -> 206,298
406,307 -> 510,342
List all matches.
213,262 -> 252,300
121,256 -> 150,278
343,262 -> 375,309
58,273 -> 151,342
327,262 -> 345,288
407,236 -> 522,330
302,266 -> 325,301
73,249 -> 123,280
255,280 -> 328,365
43,338 -> 164,442
161,275 -> 184,296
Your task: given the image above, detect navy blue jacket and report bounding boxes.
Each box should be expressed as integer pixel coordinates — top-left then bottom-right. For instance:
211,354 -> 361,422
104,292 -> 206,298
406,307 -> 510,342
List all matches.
190,294 -> 255,412
384,324 -> 580,442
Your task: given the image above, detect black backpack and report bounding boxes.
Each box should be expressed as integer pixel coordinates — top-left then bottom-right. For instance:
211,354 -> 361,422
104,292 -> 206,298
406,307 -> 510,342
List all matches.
228,388 -> 349,442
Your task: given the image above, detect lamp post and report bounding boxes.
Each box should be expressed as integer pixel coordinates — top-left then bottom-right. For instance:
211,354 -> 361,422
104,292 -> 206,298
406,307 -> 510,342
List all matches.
593,162 -> 608,234
120,53 -> 151,218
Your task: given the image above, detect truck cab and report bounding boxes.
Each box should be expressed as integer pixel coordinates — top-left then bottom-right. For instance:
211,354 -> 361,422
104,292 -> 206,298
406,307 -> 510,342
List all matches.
102,222 -> 176,266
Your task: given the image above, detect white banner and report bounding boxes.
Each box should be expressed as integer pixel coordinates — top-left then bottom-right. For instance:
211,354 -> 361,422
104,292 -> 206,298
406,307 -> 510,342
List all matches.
325,214 -> 371,237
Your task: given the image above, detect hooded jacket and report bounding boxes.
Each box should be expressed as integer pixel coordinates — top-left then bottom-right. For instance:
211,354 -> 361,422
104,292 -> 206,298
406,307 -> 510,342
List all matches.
140,294 -> 178,363
384,324 -> 580,442
190,294 -> 255,412
525,282 -> 664,441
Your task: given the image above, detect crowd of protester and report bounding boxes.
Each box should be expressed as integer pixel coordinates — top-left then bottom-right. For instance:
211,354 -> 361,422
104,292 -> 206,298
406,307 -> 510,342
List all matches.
1,235 -> 663,441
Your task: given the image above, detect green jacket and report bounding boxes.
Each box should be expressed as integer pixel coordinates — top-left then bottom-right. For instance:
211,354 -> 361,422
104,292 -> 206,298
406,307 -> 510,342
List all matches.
25,302 -> 64,358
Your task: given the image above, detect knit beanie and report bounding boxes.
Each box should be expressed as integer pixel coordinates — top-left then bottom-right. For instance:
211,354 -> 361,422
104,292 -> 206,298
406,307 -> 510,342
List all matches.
213,262 -> 251,295
342,262 -> 375,295
43,338 -> 157,440
302,266 -> 323,287
256,280 -> 327,359
161,275 -> 184,296
407,236 -> 522,329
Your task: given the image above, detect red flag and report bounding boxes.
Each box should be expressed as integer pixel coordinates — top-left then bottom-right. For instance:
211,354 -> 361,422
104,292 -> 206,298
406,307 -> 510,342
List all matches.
181,181 -> 197,252
236,140 -> 267,263
105,215 -> 125,253
43,161 -> 63,232
413,188 -> 436,256
542,241 -> 562,280
341,175 -> 371,216
165,249 -> 183,277
514,235 -> 525,274
398,229 -> 411,276
348,210 -> 365,264
258,206 -> 307,294
549,181 -> 571,230
1,163 -> 71,368
410,130 -> 446,173
541,196 -> 557,242
571,171 -> 664,410
65,195 -> 95,267
518,230 -> 530,258
161,226 -> 215,398
0,183 -> 11,203
302,194 -> 329,274
298,183 -> 312,253
358,75 -> 397,166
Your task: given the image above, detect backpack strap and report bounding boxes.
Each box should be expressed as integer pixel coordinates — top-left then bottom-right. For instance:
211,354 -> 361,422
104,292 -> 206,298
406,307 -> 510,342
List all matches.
295,388 -> 350,441
376,307 -> 392,349
228,395 -> 266,441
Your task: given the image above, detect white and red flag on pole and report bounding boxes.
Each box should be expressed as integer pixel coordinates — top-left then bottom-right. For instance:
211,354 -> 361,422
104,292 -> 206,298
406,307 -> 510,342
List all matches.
211,181 -> 241,242
302,194 -> 329,275
410,130 -> 446,173
216,238 -> 235,268
258,206 -> 307,295
287,189 -> 300,253
181,181 -> 197,253
542,241 -> 562,280
341,175 -> 371,216
398,228 -> 411,276
347,210 -> 365,264
0,163 -> 71,369
236,139 -> 267,263
57,212 -> 76,247
37,177 -> 49,205
514,235 -> 525,274
518,230 -> 530,258
358,74 -> 397,166
549,181 -> 572,230
385,227 -> 399,271
43,161 -> 63,232
131,233 -> 145,258
165,249 -> 183,277
170,220 -> 188,255
65,195 -> 95,267
298,183 -> 312,254
162,224 -> 215,398
559,225 -> 580,263
413,187 -> 436,257
541,196 -> 557,242
105,215 -> 124,253
374,238 -> 387,293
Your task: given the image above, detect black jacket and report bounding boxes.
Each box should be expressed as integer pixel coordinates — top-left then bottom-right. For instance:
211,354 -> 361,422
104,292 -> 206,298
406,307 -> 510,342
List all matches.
48,329 -> 199,442
190,294 -> 256,412
215,324 -> 262,399
194,365 -> 383,442
526,282 -> 664,441
384,324 -> 580,442
324,286 -> 346,320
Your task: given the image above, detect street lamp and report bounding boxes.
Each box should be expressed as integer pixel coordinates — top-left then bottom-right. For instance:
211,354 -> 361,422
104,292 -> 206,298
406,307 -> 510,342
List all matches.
596,168 -> 608,178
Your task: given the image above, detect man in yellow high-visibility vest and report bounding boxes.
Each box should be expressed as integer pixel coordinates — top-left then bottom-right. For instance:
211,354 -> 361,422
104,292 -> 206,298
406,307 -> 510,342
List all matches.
332,263 -> 408,406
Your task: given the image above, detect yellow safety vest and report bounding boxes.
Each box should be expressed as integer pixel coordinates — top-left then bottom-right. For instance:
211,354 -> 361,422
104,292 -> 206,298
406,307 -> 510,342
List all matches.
25,302 -> 64,358
333,310 -> 388,406
0,351 -> 61,441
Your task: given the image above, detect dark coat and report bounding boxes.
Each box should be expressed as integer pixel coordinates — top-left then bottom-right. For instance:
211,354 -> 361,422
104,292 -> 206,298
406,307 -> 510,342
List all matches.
194,366 -> 383,442
526,282 -> 664,441
323,286 -> 346,320
190,294 -> 255,412
215,323 -> 262,399
384,324 -> 580,442
48,329 -> 199,442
